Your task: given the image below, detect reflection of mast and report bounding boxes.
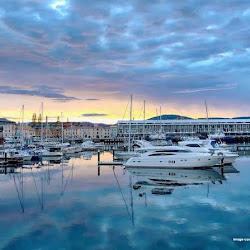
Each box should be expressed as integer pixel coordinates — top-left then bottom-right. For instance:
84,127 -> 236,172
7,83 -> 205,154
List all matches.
31,168 -> 44,211
129,175 -> 135,225
41,171 -> 44,211
13,172 -> 24,213
61,163 -> 64,196
61,161 -> 74,196
112,168 -> 132,223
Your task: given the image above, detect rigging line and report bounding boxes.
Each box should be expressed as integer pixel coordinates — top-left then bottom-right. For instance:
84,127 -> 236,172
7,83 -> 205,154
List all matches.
13,175 -> 24,213
112,168 -> 132,221
129,175 -> 135,225
31,169 -> 42,208
122,101 -> 130,121
62,162 -> 75,195
138,104 -> 144,120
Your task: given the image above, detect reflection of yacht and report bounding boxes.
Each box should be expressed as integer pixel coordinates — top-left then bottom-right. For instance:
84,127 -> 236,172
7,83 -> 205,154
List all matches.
81,152 -> 95,160
178,139 -> 239,165
81,140 -> 103,151
62,145 -> 82,154
0,167 -> 19,174
213,165 -> 240,174
42,156 -> 63,164
41,146 -> 63,157
128,167 -> 225,195
0,149 -> 23,162
125,146 -> 222,168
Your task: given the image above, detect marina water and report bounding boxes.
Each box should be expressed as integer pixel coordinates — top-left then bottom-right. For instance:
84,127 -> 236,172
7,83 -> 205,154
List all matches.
0,152 -> 249,249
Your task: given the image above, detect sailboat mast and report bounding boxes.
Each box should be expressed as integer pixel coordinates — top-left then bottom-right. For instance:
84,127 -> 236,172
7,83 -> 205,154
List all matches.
128,95 -> 133,152
61,112 -> 64,144
205,100 -> 210,135
71,122 -> 73,140
160,106 -> 162,132
21,105 -> 24,146
45,116 -> 48,142
41,102 -> 43,144
143,100 -> 146,139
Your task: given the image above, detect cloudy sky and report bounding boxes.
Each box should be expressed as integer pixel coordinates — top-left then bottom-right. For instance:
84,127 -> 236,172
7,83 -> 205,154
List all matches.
0,0 -> 249,123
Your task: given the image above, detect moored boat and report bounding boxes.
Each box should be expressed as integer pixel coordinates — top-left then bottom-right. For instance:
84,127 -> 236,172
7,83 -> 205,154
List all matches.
124,146 -> 222,168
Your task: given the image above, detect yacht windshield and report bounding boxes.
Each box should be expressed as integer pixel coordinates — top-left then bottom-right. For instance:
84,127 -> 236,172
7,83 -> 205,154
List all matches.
211,141 -> 219,148
186,144 -> 201,148
155,150 -> 191,153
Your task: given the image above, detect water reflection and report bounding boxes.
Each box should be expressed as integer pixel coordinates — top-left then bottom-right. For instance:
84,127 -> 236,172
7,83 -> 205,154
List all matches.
0,153 -> 248,250
128,167 -> 226,197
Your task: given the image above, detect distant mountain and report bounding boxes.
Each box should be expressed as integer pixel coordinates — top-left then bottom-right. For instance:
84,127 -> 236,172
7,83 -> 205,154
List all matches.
197,117 -> 229,119
233,117 -> 250,119
148,115 -> 250,120
148,114 -> 192,120
0,118 -> 15,124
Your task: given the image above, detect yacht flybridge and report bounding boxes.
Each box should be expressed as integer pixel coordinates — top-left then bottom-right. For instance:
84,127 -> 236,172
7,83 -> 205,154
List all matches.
124,146 -> 223,168
178,139 -> 239,165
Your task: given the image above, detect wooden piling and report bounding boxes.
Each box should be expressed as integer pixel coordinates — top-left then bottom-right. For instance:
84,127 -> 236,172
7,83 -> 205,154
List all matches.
221,166 -> 224,176
98,150 -> 100,163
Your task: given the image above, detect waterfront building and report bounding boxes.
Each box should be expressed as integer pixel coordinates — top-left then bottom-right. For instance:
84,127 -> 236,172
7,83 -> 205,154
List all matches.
16,125 -> 36,139
82,125 -> 116,139
117,119 -> 250,139
0,126 -> 3,146
2,123 -> 16,138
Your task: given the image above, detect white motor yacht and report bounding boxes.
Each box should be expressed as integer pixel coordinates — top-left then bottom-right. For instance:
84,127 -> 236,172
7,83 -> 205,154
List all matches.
41,146 -> 63,157
62,145 -> 82,154
81,140 -> 103,151
178,139 -> 238,165
0,149 -> 24,162
124,146 -> 222,168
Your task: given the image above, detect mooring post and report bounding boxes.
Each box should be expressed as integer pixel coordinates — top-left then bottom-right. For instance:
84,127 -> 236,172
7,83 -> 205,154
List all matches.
98,150 -> 100,164
221,166 -> 224,176
98,165 -> 100,176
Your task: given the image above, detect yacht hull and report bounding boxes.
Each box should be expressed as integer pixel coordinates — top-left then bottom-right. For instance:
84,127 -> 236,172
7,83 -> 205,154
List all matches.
42,152 -> 63,157
125,155 -> 222,168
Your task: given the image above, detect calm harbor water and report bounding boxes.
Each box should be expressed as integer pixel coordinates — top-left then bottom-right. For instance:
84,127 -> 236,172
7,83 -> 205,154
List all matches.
0,152 -> 250,250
